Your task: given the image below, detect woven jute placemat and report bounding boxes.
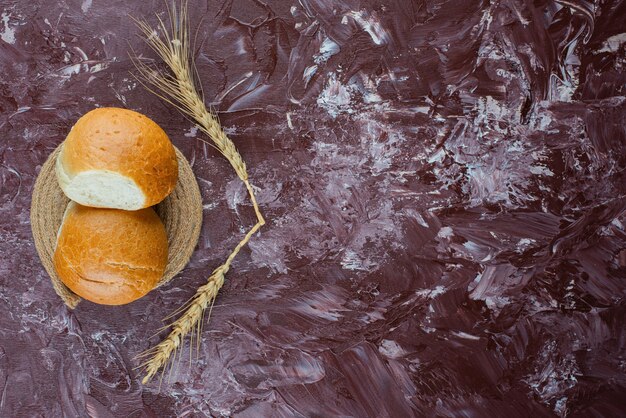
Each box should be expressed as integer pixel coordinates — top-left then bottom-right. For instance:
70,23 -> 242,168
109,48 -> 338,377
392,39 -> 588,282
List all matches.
30,144 -> 203,308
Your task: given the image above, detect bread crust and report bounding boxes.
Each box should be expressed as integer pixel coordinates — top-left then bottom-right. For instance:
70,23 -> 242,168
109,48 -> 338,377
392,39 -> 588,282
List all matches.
57,107 -> 178,209
53,203 -> 168,305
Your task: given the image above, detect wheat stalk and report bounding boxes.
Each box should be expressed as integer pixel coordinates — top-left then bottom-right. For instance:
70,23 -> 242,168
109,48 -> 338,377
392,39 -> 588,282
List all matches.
130,1 -> 265,384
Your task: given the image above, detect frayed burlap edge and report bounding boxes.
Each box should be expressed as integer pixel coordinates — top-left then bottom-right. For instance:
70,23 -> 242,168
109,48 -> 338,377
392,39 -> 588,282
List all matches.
30,144 -> 203,309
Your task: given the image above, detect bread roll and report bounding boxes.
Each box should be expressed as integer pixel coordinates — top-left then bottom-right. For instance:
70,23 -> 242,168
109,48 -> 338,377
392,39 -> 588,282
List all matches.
56,107 -> 178,210
53,202 -> 168,305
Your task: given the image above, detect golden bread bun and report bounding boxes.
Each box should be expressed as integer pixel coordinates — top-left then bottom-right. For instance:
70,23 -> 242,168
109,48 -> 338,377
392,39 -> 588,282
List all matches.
53,202 -> 168,305
56,107 -> 178,210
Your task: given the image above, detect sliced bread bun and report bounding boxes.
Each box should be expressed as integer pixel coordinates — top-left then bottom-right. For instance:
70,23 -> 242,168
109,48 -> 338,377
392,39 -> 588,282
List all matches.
53,202 -> 168,305
56,107 -> 178,210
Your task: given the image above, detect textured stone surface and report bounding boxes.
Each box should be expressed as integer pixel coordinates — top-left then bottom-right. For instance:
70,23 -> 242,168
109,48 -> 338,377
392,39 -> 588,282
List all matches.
0,0 -> 625,416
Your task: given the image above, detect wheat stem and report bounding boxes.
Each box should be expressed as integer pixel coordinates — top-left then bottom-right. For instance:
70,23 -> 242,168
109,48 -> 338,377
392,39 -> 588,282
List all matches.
131,1 -> 265,384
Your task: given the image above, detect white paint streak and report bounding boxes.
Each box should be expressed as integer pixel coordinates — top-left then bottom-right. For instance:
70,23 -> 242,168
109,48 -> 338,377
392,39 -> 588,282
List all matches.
437,226 -> 454,239
348,11 -> 390,45
314,37 -> 340,64
303,65 -> 318,83
451,331 -> 481,340
317,73 -> 354,118
530,165 -> 554,176
184,126 -> 199,137
415,285 -> 446,299
595,33 -> 626,54
341,249 -> 376,271
379,340 -> 406,358
1,12 -> 16,44
81,0 -> 93,13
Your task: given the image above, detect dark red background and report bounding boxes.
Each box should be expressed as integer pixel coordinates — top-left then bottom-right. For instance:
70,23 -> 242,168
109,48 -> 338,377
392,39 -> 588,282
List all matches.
1,0 -> 625,416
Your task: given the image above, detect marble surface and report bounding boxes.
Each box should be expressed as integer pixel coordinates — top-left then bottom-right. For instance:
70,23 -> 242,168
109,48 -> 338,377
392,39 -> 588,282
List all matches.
1,0 -> 625,416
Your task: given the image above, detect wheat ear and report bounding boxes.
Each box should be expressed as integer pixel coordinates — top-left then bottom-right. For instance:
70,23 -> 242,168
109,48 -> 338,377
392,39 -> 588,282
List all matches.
130,1 -> 265,384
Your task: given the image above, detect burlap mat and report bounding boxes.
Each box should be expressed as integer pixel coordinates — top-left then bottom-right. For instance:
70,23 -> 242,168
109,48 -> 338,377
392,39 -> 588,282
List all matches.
30,144 -> 203,308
